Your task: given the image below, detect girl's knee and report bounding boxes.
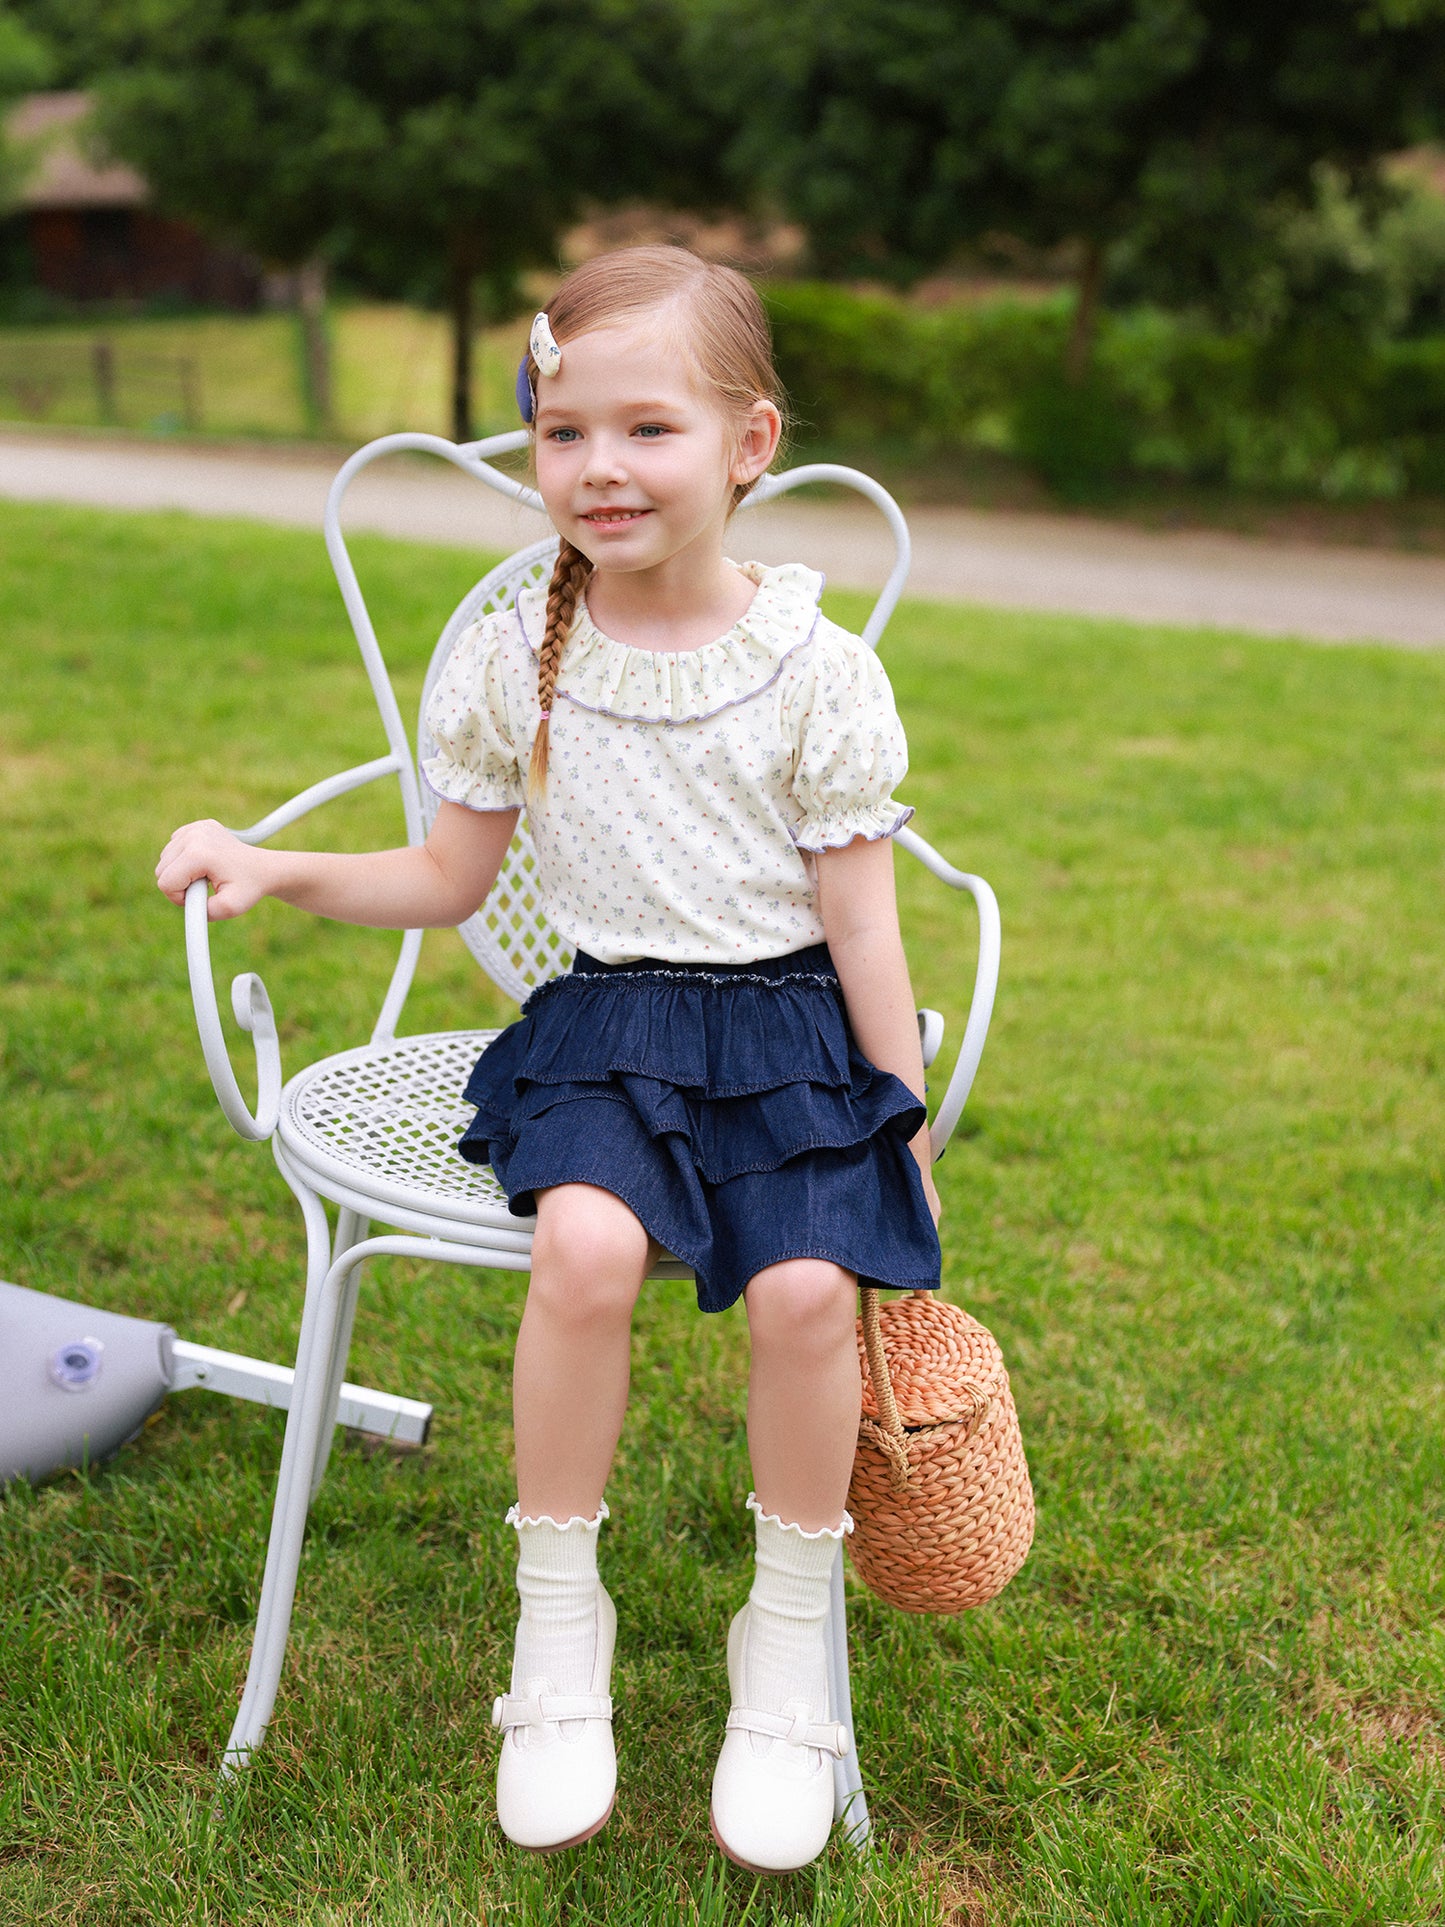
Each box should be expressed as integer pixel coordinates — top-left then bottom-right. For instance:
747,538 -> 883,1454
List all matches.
528,1183 -> 649,1324
744,1259 -> 858,1352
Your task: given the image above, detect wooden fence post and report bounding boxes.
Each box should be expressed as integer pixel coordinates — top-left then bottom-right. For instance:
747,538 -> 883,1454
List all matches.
179,358 -> 201,431
92,340 -> 117,423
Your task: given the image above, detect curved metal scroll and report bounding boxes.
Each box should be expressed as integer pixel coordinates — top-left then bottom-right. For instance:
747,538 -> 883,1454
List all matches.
894,827 -> 1002,1158
184,879 -> 282,1141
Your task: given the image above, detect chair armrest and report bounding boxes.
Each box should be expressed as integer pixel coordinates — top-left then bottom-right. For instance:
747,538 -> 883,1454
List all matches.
185,757 -> 424,1057
184,880 -> 282,1141
232,755 -> 402,847
894,825 -> 1002,1160
219,756 -> 423,1046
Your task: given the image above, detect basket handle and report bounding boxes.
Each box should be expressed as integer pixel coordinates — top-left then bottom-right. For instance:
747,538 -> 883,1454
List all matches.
859,1286 -> 912,1492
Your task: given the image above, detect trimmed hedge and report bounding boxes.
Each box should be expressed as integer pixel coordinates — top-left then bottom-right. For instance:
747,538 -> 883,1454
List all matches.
764,282 -> 1445,500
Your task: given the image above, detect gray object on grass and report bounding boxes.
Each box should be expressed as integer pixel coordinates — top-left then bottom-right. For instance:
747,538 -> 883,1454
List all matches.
0,1279 -> 431,1484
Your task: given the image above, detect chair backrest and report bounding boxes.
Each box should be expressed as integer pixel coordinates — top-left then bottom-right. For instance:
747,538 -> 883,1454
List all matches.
325,432 -> 912,1011
416,536 -> 569,1002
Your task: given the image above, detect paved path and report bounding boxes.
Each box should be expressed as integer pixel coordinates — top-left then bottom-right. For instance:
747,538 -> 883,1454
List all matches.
4,429 -> 1444,647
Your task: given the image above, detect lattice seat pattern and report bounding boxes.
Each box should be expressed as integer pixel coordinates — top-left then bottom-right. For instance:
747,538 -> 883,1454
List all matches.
281,1032 -> 515,1221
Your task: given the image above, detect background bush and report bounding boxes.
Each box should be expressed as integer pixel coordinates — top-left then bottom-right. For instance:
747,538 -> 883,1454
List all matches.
764,282 -> 1445,501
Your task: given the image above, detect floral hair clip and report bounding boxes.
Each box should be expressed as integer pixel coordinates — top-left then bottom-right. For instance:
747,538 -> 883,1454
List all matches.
515,310 -> 562,424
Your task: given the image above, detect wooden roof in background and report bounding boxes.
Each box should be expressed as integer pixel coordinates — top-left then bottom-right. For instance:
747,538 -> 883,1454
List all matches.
5,91 -> 148,211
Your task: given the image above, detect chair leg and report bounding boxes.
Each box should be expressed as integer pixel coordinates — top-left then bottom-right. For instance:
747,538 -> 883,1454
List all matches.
827,1549 -> 870,1849
307,1208 -> 370,1500
231,1156 -> 332,1696
221,1165 -> 352,1775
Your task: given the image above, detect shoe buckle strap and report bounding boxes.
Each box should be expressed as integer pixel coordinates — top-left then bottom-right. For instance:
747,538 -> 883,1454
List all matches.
491,1688 -> 613,1733
725,1706 -> 851,1757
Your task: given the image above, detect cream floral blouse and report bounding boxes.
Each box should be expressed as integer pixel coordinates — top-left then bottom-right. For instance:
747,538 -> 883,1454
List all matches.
422,560 -> 913,966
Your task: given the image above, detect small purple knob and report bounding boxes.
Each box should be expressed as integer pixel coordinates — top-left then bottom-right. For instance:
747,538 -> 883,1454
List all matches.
50,1338 -> 104,1391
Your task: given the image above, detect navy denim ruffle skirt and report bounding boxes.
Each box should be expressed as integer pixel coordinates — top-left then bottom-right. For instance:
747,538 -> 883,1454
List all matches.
457,942 -> 942,1315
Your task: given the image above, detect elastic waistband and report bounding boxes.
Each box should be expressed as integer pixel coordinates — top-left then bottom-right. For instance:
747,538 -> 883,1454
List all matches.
570,942 -> 836,984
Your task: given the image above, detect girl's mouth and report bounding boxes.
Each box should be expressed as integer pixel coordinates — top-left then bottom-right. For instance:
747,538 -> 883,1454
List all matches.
581,509 -> 650,530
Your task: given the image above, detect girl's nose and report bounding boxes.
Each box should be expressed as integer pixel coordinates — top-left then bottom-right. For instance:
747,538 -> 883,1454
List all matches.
581,437 -> 629,488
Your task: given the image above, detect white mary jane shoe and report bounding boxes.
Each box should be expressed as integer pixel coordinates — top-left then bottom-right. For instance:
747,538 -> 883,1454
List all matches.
709,1604 -> 849,1874
492,1582 -> 617,1852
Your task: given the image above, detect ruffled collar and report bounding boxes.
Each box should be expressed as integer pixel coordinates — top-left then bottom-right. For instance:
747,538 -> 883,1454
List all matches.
513,560 -> 824,724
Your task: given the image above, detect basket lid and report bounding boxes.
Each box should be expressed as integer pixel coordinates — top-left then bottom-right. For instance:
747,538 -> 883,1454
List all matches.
856,1294 -> 1007,1427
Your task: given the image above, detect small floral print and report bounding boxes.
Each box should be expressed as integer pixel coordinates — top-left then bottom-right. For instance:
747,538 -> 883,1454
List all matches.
423,562 -> 912,965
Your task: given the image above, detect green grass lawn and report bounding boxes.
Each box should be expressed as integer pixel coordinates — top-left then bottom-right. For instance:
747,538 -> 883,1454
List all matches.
1,500 -> 1442,1925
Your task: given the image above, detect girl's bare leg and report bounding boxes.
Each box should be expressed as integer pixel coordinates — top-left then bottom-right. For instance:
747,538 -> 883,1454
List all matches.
498,1183 -> 650,1852
512,1182 -> 652,1518
711,1259 -> 861,1873
743,1259 -> 861,1530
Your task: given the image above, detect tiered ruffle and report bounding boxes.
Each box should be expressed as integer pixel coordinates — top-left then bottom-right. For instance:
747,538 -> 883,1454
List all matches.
457,946 -> 941,1314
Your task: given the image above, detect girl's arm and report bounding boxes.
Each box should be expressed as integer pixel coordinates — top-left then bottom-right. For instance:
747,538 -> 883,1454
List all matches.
156,801 -> 521,929
815,833 -> 942,1226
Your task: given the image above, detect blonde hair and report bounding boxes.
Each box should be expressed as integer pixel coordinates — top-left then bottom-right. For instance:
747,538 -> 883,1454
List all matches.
525,246 -> 787,802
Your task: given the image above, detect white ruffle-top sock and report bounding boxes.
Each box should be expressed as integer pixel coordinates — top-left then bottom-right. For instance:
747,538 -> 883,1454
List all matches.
740,1492 -> 852,1756
506,1500 -> 608,1739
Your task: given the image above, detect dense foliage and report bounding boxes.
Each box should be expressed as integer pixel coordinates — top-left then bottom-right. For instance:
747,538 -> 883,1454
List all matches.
705,0 -> 1445,374
1110,161 -> 1445,341
766,282 -> 1445,500
0,2 -> 51,207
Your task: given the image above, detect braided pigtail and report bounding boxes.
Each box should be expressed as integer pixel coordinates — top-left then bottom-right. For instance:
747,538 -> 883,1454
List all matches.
527,538 -> 593,805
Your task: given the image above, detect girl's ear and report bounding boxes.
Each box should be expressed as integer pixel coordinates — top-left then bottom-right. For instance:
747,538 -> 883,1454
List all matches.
730,400 -> 783,487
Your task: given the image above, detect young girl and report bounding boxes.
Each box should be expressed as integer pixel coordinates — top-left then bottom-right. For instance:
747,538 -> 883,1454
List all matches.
156,246 -> 942,1874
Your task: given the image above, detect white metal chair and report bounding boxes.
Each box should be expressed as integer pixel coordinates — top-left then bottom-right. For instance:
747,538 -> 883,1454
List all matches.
181,430 -> 1001,1848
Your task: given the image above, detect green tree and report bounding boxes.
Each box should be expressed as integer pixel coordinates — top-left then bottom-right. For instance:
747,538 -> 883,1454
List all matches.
0,4 -> 52,210
6,0 -> 97,86
706,0 -> 1445,379
84,0 -> 723,438
1111,156 -> 1445,342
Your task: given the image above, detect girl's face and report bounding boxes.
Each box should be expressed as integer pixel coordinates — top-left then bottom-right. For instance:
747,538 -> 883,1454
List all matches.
532,319 -> 778,584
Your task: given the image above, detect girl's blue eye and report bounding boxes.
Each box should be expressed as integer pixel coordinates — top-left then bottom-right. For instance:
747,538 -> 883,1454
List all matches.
635,424 -> 667,438
550,427 -> 580,443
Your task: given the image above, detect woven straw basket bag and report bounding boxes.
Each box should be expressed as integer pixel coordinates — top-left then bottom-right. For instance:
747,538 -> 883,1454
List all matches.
847,1289 -> 1034,1614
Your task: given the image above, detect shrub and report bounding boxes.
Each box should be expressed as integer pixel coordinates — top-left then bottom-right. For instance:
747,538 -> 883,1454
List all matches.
762,280 -> 1445,499
765,282 -> 921,446
1009,373 -> 1135,501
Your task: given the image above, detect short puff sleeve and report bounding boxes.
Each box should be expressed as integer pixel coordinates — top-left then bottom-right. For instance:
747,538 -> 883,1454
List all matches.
789,626 -> 914,851
421,618 -> 524,813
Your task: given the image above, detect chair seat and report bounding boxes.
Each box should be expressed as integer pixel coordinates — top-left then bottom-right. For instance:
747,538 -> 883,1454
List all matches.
279,1030 -> 522,1235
